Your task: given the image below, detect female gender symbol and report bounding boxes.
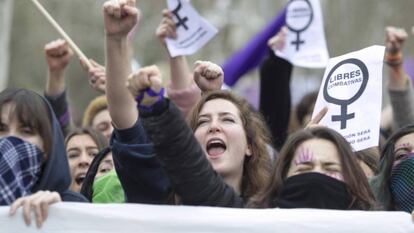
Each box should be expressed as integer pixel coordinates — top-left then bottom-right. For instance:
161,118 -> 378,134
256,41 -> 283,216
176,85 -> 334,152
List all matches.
323,58 -> 369,129
285,0 -> 314,51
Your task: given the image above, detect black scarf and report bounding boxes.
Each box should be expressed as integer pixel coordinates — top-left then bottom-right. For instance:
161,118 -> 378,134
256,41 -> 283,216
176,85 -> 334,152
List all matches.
274,172 -> 355,210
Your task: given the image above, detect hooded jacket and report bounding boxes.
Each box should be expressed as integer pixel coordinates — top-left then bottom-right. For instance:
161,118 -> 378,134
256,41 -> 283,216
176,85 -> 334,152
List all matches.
33,92 -> 87,202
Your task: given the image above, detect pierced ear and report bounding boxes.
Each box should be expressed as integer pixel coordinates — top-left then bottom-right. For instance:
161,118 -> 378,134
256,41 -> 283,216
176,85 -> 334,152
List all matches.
246,145 -> 252,157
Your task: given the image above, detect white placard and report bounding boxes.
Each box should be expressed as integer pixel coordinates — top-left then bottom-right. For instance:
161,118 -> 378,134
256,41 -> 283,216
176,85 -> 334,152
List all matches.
276,0 -> 329,68
1,203 -> 413,233
165,0 -> 218,57
312,45 -> 385,151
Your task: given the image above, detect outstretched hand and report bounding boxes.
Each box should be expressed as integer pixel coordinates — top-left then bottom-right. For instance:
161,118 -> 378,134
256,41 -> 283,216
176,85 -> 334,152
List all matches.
103,0 -> 139,39
9,191 -> 61,229
193,61 -> 224,93
127,65 -> 164,107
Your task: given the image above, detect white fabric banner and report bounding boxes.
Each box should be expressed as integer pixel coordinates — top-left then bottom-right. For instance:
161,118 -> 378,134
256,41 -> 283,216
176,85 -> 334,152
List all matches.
165,0 -> 218,57
312,45 -> 385,151
1,203 -> 413,233
276,0 -> 329,68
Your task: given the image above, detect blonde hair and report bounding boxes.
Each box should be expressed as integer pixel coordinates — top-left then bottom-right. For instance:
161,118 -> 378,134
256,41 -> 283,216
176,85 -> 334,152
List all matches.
82,95 -> 108,127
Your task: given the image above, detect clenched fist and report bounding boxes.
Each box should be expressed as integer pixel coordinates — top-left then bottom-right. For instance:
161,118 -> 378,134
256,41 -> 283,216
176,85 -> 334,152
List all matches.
193,61 -> 224,93
127,65 -> 164,107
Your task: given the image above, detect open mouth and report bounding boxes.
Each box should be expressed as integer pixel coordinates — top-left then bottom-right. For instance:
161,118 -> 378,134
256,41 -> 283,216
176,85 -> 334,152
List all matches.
206,138 -> 226,157
75,174 -> 86,185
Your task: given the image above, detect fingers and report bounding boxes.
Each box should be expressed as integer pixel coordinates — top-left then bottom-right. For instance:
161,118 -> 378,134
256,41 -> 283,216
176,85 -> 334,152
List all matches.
268,26 -> 288,50
45,39 -> 73,58
9,191 -> 62,229
104,0 -> 137,19
306,106 -> 328,129
79,57 -> 90,71
385,26 -> 408,53
156,9 -> 177,39
127,65 -> 162,97
194,61 -> 223,80
31,191 -> 61,228
193,61 -> 224,92
9,196 -> 25,216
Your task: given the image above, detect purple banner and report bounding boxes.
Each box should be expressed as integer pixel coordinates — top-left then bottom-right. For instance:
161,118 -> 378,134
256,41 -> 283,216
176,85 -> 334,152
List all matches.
222,7 -> 287,86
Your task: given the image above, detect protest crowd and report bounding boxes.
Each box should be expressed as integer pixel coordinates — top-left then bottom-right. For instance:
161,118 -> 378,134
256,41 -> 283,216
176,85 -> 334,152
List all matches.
2,0 -> 414,231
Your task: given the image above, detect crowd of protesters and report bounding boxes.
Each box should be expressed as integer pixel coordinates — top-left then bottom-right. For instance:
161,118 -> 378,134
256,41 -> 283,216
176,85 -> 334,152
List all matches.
2,0 -> 414,229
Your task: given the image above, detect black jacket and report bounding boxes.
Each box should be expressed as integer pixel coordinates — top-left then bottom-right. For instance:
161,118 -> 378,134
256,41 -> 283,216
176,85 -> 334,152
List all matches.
140,99 -> 243,208
259,50 -> 292,150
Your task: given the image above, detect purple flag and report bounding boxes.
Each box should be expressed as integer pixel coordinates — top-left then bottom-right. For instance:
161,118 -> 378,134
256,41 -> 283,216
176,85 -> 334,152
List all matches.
222,7 -> 287,86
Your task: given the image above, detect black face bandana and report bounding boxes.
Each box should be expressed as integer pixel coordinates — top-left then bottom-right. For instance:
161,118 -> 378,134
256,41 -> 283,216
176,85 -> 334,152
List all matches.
274,172 -> 355,210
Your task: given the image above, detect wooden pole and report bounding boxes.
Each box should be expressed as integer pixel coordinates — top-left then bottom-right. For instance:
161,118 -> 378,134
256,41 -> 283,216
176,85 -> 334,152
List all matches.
30,0 -> 93,69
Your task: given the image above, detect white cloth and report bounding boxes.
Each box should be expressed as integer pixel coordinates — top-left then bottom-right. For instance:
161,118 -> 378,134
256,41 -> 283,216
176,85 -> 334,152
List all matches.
312,45 -> 385,151
276,0 -> 329,68
2,203 -> 413,232
165,0 -> 218,57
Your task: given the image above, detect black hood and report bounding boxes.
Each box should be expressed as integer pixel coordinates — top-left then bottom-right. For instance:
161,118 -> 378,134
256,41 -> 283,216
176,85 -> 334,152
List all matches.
32,92 -> 71,193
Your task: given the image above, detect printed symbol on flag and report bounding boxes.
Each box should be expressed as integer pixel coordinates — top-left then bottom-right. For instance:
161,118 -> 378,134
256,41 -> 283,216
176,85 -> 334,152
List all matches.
323,58 -> 369,129
286,0 -> 314,51
172,0 -> 189,30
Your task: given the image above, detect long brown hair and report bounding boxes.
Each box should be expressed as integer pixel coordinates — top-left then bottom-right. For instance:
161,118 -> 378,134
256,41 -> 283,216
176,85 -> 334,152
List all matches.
250,127 -> 375,209
0,88 -> 53,155
187,90 -> 273,200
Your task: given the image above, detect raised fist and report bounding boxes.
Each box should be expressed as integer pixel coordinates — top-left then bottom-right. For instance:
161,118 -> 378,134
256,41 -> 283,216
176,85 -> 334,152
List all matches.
44,39 -> 73,73
103,0 -> 139,39
127,65 -> 164,107
193,61 -> 224,93
385,26 -> 407,54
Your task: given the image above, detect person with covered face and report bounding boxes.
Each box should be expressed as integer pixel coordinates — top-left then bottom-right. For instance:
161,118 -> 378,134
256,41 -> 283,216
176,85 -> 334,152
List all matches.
371,124 -> 414,212
0,88 -> 87,228
249,127 -> 375,210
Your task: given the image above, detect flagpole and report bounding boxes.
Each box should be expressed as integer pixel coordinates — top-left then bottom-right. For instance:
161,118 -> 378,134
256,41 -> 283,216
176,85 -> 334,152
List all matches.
29,0 -> 92,70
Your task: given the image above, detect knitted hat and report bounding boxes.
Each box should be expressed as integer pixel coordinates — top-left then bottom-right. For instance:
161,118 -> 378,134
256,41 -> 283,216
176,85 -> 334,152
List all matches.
82,95 -> 108,127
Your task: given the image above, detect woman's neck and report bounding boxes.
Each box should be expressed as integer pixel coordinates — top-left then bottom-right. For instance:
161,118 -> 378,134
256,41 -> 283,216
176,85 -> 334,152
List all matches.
222,170 -> 243,196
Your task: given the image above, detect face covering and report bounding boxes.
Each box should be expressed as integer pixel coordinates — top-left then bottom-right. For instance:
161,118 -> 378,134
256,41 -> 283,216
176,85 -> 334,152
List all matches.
390,155 -> 414,212
0,136 -> 43,205
275,172 -> 354,210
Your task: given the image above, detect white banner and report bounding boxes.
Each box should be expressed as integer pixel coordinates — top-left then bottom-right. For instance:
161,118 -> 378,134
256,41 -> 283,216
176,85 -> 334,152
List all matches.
1,203 -> 413,233
165,0 -> 218,57
312,45 -> 385,151
276,0 -> 329,68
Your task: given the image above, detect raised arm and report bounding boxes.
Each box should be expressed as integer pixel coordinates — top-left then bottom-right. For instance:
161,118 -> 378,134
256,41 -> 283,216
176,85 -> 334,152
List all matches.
43,39 -> 73,136
156,9 -> 201,116
384,26 -> 414,129
126,66 -> 243,207
103,0 -> 139,129
259,27 -> 292,150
